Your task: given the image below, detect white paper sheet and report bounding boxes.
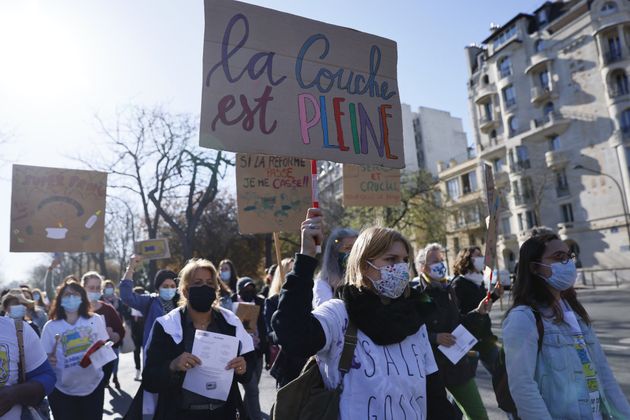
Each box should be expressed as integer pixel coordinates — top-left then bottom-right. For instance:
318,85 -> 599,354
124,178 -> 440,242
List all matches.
182,330 -> 239,401
437,325 -> 478,365
89,342 -> 117,370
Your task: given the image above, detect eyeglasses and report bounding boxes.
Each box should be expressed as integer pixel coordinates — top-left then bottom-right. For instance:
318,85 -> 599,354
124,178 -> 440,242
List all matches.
553,253 -> 577,265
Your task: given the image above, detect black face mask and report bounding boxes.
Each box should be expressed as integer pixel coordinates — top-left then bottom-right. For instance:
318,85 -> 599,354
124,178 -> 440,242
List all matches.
188,285 -> 216,312
239,290 -> 256,302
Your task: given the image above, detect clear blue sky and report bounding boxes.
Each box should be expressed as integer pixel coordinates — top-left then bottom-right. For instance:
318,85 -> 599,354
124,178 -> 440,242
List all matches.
0,0 -> 544,282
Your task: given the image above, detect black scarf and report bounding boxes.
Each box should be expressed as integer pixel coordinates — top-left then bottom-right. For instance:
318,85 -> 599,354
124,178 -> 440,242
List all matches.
340,285 -> 432,345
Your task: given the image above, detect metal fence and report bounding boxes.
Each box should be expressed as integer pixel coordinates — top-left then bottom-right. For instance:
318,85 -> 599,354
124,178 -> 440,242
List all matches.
577,267 -> 630,288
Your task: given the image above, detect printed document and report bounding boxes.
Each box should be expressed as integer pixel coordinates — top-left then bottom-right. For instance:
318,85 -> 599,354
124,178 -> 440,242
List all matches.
182,330 -> 239,401
438,325 -> 478,364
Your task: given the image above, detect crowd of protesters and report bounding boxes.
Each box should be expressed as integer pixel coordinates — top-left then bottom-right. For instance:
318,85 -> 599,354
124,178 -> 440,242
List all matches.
1,209 -> 629,420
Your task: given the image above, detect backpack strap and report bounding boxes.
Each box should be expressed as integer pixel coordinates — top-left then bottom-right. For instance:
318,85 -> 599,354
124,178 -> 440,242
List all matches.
532,309 -> 544,352
15,319 -> 27,384
338,321 -> 358,374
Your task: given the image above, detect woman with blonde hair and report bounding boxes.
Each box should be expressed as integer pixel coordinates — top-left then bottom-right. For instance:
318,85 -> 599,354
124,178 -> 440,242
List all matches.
272,208 -> 457,418
140,258 -> 255,419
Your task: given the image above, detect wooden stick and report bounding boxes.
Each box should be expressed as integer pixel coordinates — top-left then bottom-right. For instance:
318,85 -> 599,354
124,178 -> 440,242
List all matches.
311,160 -> 321,254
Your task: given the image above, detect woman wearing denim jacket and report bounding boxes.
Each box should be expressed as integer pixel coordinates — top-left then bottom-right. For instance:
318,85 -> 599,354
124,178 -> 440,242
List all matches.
503,232 -> 630,419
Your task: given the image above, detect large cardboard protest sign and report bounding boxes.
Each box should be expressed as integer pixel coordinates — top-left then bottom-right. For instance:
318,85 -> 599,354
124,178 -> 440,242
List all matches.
343,164 -> 401,206
236,154 -> 311,234
135,239 -> 171,260
10,165 -> 107,252
200,0 -> 404,168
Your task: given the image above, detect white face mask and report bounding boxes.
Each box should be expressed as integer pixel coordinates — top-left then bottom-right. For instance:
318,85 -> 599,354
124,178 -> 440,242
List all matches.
473,256 -> 485,273
366,261 -> 410,299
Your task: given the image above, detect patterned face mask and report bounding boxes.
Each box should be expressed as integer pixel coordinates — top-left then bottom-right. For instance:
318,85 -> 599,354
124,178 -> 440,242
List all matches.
428,261 -> 447,280
366,261 -> 410,299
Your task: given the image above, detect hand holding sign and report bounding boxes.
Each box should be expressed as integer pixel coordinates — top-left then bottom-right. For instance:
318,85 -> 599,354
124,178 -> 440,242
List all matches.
300,208 -> 324,258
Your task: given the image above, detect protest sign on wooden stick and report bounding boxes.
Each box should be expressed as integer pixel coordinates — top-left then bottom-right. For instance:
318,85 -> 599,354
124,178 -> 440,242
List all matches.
236,154 -> 311,234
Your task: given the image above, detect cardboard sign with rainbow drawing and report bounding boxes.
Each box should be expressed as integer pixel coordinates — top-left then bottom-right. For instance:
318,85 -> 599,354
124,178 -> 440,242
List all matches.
10,165 -> 108,252
200,0 -> 404,168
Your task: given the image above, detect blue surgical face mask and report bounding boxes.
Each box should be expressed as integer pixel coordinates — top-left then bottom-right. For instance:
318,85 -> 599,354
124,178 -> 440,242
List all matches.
61,295 -> 82,313
32,293 -> 41,302
537,260 -> 577,291
103,288 -> 114,296
159,287 -> 177,301
8,304 -> 26,319
220,271 -> 231,282
87,292 -> 101,302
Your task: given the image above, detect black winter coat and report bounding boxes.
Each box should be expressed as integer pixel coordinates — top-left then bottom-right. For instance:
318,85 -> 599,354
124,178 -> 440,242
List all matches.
231,294 -> 267,358
451,275 -> 499,350
419,280 -> 481,387
140,307 -> 255,420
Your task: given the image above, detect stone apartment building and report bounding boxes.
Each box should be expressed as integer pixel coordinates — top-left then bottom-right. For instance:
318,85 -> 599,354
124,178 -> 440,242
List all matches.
439,0 -> 630,275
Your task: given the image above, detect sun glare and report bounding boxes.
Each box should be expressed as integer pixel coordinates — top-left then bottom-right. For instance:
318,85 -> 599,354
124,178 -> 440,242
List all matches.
0,1 -> 89,105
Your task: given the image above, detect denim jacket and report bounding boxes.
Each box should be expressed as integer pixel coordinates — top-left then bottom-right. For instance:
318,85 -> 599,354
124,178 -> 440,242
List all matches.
503,305 -> 630,420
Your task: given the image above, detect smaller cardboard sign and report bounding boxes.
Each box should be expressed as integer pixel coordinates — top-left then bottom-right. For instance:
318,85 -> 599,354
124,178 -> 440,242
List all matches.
232,302 -> 260,335
343,164 -> 401,206
236,154 -> 311,234
134,239 -> 171,260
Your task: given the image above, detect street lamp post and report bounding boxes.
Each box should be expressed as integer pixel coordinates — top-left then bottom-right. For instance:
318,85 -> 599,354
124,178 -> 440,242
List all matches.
573,164 -> 630,250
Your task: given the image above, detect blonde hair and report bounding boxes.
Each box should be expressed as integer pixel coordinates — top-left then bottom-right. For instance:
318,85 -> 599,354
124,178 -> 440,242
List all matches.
268,258 -> 294,298
177,258 -> 221,307
344,227 -> 413,290
81,271 -> 103,287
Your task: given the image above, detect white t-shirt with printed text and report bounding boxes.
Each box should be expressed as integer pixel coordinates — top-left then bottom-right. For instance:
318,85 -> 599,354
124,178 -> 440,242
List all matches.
313,299 -> 438,420
0,317 -> 47,420
41,314 -> 108,396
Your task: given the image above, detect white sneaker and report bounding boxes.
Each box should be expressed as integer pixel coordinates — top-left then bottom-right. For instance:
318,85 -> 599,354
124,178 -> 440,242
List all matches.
135,369 -> 141,380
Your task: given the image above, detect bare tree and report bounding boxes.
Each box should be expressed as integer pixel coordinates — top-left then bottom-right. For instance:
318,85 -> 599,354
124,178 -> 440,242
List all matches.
82,106 -> 232,284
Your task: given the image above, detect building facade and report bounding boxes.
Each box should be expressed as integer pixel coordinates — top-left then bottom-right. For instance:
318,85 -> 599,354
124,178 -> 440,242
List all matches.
440,0 -> 630,275
404,105 -> 471,176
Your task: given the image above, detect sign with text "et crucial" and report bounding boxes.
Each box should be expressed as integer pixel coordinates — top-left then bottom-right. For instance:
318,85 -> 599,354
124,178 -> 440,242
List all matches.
200,0 -> 405,168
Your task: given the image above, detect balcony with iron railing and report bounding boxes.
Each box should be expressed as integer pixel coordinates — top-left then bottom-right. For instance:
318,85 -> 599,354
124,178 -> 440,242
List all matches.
525,111 -> 571,141
510,159 -> 531,173
478,111 -> 501,133
531,85 -> 554,105
545,150 -> 569,169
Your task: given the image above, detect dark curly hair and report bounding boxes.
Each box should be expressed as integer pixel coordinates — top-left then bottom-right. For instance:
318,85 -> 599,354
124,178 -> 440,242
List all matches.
453,246 -> 482,276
